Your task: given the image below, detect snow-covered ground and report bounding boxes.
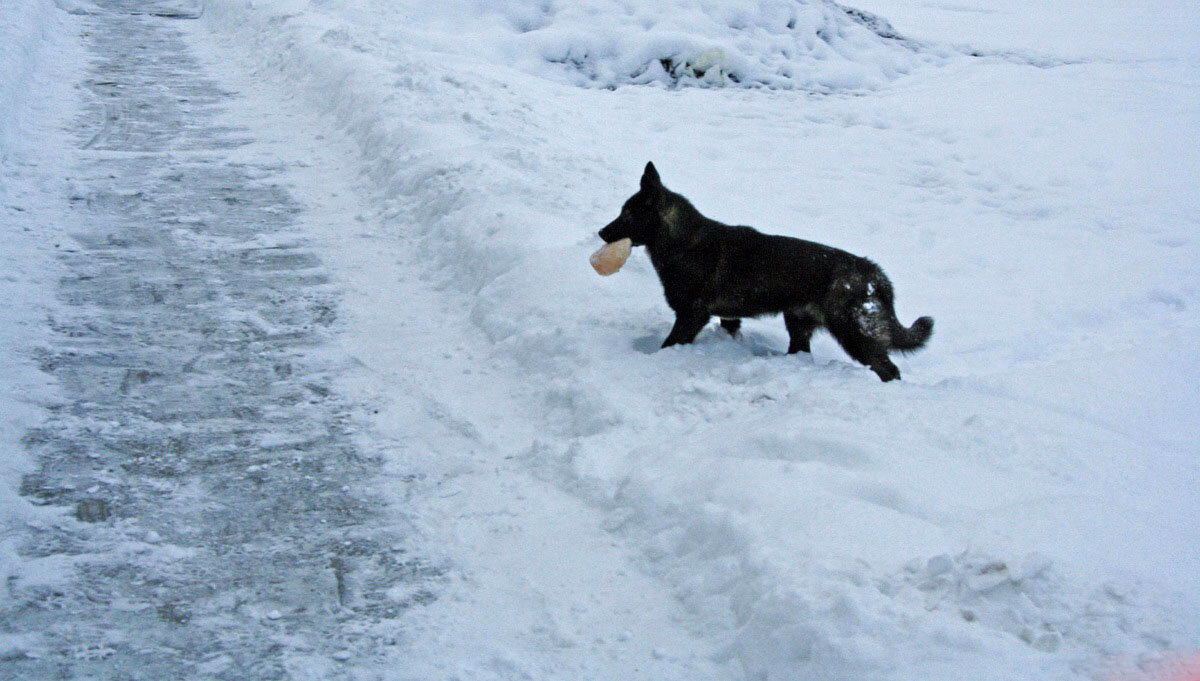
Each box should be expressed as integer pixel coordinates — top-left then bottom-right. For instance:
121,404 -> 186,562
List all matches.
0,0 -> 86,611
3,0 -> 1198,679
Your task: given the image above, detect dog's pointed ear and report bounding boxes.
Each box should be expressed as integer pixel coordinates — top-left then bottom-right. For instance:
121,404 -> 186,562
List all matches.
641,162 -> 662,192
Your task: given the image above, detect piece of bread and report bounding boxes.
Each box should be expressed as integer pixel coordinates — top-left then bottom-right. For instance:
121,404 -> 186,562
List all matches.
590,238 -> 632,276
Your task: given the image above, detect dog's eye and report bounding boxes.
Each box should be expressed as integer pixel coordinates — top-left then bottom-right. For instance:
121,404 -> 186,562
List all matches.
622,208 -> 631,218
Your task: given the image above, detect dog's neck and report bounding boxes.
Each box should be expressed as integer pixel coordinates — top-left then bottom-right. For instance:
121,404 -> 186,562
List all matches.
647,194 -> 710,266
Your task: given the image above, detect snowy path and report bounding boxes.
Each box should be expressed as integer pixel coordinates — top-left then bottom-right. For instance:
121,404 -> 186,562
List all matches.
2,4 -> 439,677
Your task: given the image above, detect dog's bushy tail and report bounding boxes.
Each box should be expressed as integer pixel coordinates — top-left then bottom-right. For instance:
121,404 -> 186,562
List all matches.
890,315 -> 934,353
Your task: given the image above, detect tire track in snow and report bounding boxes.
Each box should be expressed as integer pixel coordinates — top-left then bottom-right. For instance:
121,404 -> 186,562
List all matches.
2,3 -> 439,678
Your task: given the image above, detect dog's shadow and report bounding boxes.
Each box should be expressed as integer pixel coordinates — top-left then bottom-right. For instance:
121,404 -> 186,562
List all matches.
632,329 -> 783,358
631,335 -> 663,355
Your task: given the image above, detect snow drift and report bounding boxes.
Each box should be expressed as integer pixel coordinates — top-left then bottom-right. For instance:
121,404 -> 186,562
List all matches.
488,0 -> 935,90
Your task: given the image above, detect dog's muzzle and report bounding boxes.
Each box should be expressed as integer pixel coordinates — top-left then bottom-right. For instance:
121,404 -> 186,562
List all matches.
598,223 -> 619,243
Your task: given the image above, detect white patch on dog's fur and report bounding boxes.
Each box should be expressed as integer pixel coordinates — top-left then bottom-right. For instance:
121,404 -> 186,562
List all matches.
855,298 -> 891,343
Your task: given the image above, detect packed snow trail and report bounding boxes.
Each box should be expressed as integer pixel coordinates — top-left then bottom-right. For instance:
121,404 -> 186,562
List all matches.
1,3 -> 441,677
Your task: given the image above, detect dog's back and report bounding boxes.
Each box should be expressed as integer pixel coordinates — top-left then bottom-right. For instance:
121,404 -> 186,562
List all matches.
698,225 -> 868,319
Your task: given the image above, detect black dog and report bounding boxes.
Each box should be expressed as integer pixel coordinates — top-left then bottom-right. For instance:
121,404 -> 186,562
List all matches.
598,162 -> 933,382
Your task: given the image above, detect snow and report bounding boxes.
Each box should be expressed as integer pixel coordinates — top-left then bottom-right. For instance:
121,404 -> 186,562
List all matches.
193,0 -> 1199,675
0,0 -> 85,608
0,1 -> 55,156
194,0 -> 1199,676
291,0 -> 945,92
3,0 -> 1198,678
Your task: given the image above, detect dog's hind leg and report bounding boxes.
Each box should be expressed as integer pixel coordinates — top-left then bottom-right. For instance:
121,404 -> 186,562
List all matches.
783,309 -> 821,354
719,318 -> 741,337
662,311 -> 711,349
826,319 -> 901,382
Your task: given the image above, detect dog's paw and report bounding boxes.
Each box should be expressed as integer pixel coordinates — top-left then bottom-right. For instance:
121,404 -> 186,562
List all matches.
872,362 -> 901,382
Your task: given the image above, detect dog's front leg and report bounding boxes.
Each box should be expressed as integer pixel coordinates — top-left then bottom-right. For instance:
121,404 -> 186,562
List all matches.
661,311 -> 711,349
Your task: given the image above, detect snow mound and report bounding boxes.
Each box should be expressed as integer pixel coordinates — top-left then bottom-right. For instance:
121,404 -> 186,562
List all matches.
494,0 -> 934,91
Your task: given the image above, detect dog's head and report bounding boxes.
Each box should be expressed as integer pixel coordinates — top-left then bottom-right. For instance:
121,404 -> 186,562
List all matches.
598,162 -> 671,247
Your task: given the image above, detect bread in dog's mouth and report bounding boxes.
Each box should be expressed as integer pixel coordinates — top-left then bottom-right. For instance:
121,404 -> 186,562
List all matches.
590,238 -> 632,276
